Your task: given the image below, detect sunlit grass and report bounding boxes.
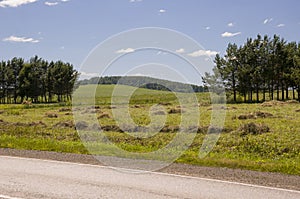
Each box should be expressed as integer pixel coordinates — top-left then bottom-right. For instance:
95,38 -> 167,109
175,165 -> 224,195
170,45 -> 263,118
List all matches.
0,85 -> 299,175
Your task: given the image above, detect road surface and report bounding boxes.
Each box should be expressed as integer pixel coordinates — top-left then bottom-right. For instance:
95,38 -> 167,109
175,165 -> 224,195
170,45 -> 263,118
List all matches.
0,156 -> 299,199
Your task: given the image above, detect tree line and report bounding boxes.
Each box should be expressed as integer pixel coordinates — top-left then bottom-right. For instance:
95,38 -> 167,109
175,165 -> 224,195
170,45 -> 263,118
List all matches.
0,56 -> 78,104
203,34 -> 300,103
79,76 -> 208,93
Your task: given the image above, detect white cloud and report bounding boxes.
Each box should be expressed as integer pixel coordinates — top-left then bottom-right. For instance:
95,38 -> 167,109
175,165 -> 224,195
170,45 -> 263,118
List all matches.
175,48 -> 185,54
79,71 -> 99,80
3,36 -> 39,43
116,48 -> 135,54
156,51 -> 168,56
45,1 -> 58,6
45,0 -> 70,6
205,26 -> 211,30
277,23 -> 285,27
263,18 -> 273,24
0,0 -> 38,8
159,9 -> 166,13
221,31 -> 241,38
130,73 -> 148,77
188,50 -> 219,57
129,0 -> 142,2
228,22 -> 234,27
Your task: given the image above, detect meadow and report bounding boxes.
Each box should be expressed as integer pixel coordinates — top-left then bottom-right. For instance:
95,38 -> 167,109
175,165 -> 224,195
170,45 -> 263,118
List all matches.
0,85 -> 299,175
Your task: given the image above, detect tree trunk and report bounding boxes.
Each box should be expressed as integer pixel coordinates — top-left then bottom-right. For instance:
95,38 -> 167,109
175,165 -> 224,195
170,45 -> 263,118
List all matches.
293,88 -> 295,99
256,84 -> 259,103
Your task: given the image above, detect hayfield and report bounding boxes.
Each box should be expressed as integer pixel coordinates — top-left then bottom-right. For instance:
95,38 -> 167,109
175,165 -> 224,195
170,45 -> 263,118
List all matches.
0,84 -> 299,175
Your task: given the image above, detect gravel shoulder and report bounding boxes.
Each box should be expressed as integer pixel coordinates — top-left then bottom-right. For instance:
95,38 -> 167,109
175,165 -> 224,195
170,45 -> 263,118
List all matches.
0,148 -> 299,191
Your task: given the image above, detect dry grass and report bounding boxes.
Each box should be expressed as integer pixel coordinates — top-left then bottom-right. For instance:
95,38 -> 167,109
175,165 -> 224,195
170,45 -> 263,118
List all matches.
153,110 -> 166,115
237,111 -> 273,120
261,100 -> 285,107
75,121 -> 89,130
239,122 -> 270,135
45,112 -> 58,118
59,108 -> 72,112
168,108 -> 184,114
97,112 -> 111,119
54,121 -> 74,128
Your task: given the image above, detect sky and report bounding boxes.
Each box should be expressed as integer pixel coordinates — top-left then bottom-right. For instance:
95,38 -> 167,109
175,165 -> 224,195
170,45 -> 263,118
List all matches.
1,0 -> 300,85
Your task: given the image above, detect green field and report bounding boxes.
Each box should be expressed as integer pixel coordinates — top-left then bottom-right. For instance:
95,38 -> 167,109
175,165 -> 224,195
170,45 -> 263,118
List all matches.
0,84 -> 299,175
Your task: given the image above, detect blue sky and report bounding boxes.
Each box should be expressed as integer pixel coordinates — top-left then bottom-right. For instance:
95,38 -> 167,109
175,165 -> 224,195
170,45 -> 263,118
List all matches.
1,0 -> 299,84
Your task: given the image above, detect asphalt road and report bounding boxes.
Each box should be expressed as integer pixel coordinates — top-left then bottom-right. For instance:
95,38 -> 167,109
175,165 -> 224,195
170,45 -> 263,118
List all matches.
0,156 -> 299,199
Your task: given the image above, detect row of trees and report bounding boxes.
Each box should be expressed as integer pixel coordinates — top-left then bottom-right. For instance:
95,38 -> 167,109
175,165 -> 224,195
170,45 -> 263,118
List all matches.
79,76 -> 207,93
0,56 -> 79,104
203,34 -> 300,102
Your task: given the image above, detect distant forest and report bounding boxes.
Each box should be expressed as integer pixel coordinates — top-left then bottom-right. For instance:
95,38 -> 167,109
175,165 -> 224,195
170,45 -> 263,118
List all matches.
79,76 -> 207,93
0,56 -> 78,104
203,34 -> 300,102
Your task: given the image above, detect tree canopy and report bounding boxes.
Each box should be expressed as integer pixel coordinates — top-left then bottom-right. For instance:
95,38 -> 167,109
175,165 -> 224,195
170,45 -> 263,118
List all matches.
0,56 -> 78,104
203,34 -> 300,103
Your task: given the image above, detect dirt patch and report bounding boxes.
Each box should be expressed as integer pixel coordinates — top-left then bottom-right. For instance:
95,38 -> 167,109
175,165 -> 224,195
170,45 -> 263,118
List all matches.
296,109 -> 300,113
54,121 -> 74,128
239,122 -> 270,136
45,112 -> 58,118
0,110 -> 5,114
